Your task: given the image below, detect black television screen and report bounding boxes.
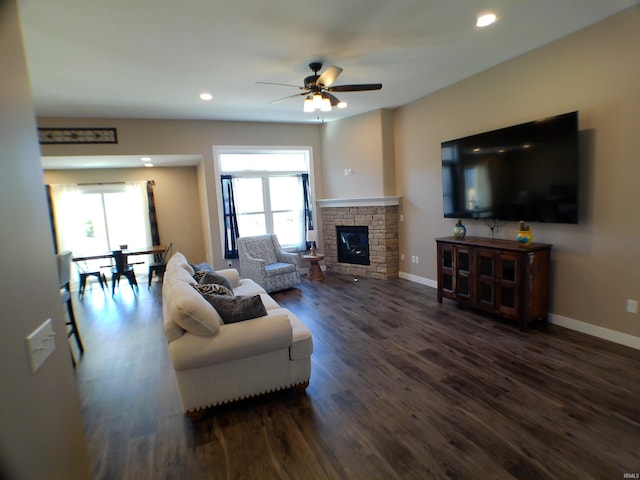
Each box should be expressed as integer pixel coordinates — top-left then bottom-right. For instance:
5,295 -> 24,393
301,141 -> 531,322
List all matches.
441,111 -> 579,224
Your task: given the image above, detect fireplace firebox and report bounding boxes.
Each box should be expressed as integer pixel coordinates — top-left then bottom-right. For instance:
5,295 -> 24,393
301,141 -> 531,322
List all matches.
336,226 -> 370,266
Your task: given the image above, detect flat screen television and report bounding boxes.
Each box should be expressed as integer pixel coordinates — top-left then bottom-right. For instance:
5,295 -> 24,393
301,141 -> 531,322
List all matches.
441,111 -> 579,224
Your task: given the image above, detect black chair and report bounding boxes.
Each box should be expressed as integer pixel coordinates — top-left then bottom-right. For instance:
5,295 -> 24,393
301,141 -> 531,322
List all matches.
148,242 -> 173,287
111,250 -> 138,295
56,251 -> 84,365
77,260 -> 108,297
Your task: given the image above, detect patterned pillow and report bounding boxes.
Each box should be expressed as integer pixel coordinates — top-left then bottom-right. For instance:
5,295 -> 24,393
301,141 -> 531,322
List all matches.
196,271 -> 233,291
192,282 -> 233,298
191,262 -> 215,281
199,294 -> 267,324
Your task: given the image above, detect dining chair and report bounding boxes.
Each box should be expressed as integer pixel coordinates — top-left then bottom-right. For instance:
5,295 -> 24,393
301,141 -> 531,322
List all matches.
111,250 -> 138,295
56,251 -> 84,365
148,242 -> 173,287
77,260 -> 108,297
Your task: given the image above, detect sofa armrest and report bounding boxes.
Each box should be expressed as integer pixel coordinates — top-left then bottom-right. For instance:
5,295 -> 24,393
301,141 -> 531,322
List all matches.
276,250 -> 300,266
168,313 -> 292,370
216,268 -> 240,288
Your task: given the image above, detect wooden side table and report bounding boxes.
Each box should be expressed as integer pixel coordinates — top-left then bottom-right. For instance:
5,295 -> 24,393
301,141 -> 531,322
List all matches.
303,254 -> 324,282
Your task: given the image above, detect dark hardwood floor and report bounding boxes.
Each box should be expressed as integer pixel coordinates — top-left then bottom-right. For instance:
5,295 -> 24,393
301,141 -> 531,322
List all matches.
70,272 -> 640,479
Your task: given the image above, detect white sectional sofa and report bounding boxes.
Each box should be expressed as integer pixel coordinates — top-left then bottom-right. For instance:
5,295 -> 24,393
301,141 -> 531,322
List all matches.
162,252 -> 313,419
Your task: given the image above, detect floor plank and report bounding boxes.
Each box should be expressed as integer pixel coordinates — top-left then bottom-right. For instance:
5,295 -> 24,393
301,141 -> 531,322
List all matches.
71,273 -> 640,479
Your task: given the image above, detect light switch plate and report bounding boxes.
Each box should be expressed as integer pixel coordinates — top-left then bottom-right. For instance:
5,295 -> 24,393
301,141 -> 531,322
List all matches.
25,318 -> 56,373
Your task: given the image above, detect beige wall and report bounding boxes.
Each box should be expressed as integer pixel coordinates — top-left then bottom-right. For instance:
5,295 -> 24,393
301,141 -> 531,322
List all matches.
44,167 -> 206,263
321,109 -> 396,199
38,119 -> 322,268
394,6 -> 640,339
0,0 -> 92,477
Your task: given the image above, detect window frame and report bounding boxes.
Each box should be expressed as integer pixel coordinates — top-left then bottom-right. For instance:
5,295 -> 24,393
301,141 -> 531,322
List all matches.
213,145 -> 315,255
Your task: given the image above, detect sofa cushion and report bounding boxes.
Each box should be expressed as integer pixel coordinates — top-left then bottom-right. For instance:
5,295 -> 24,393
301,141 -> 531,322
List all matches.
202,294 -> 268,324
167,252 -> 194,276
164,262 -> 197,286
264,262 -> 297,277
232,278 -> 267,297
167,282 -> 223,336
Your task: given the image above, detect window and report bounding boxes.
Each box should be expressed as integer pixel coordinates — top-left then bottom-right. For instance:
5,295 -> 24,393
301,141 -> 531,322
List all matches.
215,148 -> 313,251
50,182 -> 151,270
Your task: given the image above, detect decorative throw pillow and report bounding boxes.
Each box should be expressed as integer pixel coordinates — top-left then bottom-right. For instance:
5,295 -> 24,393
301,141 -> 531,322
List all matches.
191,262 -> 215,282
197,270 -> 233,291
200,294 -> 267,324
191,262 -> 215,273
191,282 -> 233,298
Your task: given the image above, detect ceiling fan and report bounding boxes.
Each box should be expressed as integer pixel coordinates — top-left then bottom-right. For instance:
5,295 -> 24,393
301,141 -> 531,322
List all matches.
258,62 -> 382,112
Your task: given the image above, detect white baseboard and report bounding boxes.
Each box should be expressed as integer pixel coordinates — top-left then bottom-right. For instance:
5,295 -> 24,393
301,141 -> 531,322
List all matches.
549,314 -> 640,350
398,271 -> 640,351
399,271 -> 437,289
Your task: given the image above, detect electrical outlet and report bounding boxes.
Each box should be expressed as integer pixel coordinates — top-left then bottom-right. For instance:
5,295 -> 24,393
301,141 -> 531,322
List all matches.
227,261 -> 232,267
344,168 -> 353,176
626,299 -> 638,314
415,256 -> 420,264
400,253 -> 405,261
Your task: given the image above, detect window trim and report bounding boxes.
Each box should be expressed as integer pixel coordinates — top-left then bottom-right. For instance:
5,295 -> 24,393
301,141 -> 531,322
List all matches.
212,145 -> 315,257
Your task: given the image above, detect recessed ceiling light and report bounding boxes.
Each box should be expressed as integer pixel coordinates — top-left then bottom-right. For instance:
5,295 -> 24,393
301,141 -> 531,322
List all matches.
337,101 -> 348,109
144,163 -> 154,168
476,12 -> 497,27
200,92 -> 213,101
141,157 -> 151,162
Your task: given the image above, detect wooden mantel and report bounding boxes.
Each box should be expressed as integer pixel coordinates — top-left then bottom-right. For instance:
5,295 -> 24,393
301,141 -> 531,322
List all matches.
317,196 -> 402,208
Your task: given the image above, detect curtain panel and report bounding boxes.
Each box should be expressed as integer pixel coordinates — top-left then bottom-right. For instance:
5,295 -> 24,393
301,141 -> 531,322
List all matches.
221,175 -> 239,259
301,173 -> 313,248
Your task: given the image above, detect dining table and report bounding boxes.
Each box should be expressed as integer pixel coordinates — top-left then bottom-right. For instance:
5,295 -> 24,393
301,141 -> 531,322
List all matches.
72,245 -> 166,263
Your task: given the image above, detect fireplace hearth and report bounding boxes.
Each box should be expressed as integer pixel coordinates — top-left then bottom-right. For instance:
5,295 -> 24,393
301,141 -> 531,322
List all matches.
337,226 -> 370,266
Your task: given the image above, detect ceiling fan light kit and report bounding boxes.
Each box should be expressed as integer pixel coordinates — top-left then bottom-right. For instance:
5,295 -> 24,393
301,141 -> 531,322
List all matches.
260,62 -> 382,114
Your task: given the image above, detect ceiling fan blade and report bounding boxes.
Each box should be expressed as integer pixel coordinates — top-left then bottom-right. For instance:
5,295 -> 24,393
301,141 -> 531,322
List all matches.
257,81 -> 305,89
268,91 -> 309,104
327,83 -> 383,92
323,92 -> 341,107
316,66 -> 343,88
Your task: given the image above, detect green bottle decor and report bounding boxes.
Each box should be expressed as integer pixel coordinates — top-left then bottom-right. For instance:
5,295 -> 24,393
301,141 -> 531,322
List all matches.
516,220 -> 533,246
453,219 -> 467,239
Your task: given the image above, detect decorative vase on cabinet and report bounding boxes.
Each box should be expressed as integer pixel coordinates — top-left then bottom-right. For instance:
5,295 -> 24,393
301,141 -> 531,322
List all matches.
453,219 -> 467,239
516,221 -> 532,246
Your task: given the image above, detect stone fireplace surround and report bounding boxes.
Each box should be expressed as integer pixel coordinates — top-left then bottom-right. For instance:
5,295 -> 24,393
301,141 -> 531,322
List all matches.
317,197 -> 401,280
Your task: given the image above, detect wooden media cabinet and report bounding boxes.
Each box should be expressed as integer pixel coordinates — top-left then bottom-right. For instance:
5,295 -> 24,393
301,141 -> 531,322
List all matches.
436,236 -> 552,330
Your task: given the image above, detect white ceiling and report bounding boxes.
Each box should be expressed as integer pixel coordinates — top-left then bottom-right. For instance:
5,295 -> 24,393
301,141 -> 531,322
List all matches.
20,0 -> 638,168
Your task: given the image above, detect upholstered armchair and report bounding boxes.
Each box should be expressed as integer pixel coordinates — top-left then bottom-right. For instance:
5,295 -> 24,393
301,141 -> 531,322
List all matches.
237,234 -> 301,293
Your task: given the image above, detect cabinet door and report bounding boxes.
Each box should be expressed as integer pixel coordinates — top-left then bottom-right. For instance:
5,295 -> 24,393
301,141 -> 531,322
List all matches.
497,252 -> 520,318
438,243 -> 455,300
454,246 -> 473,303
476,248 -> 496,311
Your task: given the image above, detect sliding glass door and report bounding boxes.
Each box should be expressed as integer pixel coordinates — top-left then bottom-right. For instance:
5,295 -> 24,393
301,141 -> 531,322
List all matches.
52,182 -> 150,255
